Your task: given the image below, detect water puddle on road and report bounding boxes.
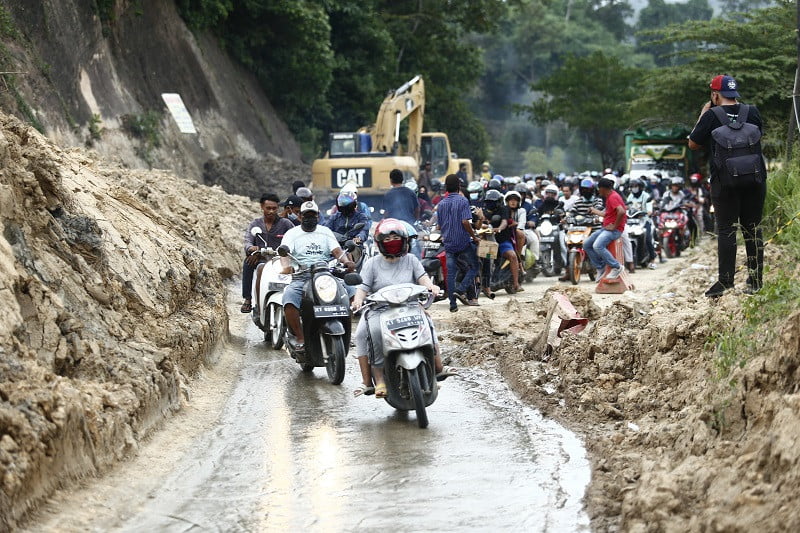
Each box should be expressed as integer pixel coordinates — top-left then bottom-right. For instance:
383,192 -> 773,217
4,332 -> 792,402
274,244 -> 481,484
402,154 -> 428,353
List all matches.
115,319 -> 591,532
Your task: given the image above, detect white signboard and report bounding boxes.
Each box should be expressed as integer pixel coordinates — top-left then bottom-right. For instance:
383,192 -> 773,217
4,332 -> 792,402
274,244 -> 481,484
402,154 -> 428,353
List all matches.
161,93 -> 197,134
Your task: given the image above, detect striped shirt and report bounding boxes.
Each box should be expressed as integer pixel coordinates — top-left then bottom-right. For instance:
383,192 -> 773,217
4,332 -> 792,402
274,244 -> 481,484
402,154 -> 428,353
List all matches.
436,193 -> 473,253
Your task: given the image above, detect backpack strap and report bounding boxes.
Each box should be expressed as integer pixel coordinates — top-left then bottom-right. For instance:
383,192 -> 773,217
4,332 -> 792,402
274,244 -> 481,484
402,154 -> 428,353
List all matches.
711,104 -> 748,130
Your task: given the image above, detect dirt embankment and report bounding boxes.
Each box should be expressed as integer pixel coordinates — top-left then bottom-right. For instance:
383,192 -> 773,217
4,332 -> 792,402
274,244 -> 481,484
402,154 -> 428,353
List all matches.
0,113 -> 255,529
443,248 -> 800,532
0,1 -> 308,198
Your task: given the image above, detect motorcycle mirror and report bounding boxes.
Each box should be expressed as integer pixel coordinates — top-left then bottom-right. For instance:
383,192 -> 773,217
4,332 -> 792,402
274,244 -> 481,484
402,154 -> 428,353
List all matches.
353,222 -> 365,231
343,272 -> 362,286
491,214 -> 502,224
277,245 -> 290,257
344,239 -> 357,252
250,227 -> 263,236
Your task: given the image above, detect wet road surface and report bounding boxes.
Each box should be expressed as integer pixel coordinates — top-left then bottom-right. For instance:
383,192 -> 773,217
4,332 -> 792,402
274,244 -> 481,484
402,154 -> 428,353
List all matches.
112,311 -> 590,532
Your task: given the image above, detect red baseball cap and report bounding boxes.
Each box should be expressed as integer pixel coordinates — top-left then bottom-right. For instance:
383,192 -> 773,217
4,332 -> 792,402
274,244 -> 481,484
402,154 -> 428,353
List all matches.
709,75 -> 740,98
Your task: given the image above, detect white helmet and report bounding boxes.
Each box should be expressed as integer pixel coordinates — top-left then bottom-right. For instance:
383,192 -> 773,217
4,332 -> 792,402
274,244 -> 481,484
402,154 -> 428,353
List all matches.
544,184 -> 559,195
602,173 -> 617,187
341,181 -> 358,195
504,190 -> 522,203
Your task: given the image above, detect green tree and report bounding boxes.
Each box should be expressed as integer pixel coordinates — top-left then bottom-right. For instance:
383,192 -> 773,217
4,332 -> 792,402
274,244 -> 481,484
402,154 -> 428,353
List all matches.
523,51 -> 642,168
631,2 -> 795,156
636,0 -> 713,67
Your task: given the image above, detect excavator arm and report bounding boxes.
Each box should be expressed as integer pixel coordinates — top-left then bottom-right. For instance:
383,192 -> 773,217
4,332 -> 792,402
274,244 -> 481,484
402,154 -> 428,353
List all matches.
370,75 -> 425,163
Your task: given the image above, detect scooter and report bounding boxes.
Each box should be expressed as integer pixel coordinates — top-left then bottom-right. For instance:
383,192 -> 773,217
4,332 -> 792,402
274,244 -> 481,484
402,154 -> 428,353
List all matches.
249,228 -> 291,349
361,283 -> 438,428
564,214 -> 598,285
537,212 -> 564,277
276,245 -> 362,384
420,230 -> 447,300
656,207 -> 690,259
625,209 -> 652,269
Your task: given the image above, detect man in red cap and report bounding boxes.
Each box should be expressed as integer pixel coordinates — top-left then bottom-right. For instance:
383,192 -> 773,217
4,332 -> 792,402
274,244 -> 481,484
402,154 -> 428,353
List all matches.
688,75 -> 766,297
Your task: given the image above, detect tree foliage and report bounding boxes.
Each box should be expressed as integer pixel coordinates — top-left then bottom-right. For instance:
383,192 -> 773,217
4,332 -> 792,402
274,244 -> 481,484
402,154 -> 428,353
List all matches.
525,51 -> 642,168
175,0 -> 502,162
631,2 -> 795,155
635,0 -> 714,67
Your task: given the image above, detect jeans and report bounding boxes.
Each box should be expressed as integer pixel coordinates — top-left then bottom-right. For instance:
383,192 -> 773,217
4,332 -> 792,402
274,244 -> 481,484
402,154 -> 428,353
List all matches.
584,229 -> 622,271
711,180 -> 766,287
241,258 -> 264,299
446,244 -> 480,307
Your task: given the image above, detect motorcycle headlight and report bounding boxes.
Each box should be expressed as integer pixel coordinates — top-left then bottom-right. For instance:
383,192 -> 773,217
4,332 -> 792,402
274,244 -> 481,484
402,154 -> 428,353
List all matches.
383,286 -> 415,304
314,275 -> 339,304
665,221 -> 677,229
540,221 -> 553,236
569,234 -> 583,243
429,233 -> 441,242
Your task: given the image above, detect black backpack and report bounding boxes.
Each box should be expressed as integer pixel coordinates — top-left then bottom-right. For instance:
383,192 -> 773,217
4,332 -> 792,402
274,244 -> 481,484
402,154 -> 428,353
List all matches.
710,105 -> 765,187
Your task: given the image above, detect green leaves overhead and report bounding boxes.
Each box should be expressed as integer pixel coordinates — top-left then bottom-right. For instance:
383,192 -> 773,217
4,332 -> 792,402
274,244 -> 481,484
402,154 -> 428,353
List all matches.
176,0 -> 504,162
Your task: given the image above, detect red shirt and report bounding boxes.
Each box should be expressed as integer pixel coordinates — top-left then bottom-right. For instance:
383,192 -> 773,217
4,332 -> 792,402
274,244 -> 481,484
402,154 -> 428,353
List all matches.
603,190 -> 627,230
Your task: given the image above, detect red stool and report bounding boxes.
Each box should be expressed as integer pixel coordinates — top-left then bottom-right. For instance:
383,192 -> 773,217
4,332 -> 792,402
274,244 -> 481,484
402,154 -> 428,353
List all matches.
595,238 -> 634,294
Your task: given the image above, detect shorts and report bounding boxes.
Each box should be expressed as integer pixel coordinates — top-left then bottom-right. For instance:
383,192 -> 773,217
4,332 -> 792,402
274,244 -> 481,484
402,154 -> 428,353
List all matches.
282,279 -> 305,309
498,241 -> 515,255
354,309 -> 437,368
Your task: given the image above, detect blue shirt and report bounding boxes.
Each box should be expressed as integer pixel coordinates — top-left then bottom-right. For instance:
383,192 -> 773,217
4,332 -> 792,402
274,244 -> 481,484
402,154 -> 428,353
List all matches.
384,186 -> 419,224
436,193 -> 473,253
323,210 -> 371,242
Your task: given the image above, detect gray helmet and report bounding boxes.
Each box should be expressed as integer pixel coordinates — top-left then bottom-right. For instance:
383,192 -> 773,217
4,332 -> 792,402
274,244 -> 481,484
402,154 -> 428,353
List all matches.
514,182 -> 528,193
484,189 -> 503,202
467,180 -> 483,193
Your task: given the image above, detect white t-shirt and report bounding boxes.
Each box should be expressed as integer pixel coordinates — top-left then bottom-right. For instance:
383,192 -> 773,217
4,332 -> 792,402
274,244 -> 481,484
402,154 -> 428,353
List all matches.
281,225 -> 339,269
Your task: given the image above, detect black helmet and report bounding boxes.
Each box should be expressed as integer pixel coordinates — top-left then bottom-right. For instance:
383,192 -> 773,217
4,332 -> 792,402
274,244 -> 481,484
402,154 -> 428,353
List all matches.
487,178 -> 502,191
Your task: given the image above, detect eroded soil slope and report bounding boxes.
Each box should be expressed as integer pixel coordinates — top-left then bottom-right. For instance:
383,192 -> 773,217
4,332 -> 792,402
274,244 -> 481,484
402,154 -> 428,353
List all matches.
442,247 -> 800,532
0,113 -> 254,528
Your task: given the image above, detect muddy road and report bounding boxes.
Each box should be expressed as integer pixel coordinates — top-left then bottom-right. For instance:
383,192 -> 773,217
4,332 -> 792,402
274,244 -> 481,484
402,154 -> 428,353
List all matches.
24,279 -> 614,532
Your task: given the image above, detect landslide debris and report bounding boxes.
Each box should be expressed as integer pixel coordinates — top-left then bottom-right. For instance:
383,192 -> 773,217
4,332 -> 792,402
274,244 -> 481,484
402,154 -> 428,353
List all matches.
442,247 -> 800,532
0,113 -> 254,529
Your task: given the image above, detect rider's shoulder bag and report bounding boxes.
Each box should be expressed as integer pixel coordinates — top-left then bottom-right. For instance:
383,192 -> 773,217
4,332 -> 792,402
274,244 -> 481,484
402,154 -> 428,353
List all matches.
710,105 -> 765,188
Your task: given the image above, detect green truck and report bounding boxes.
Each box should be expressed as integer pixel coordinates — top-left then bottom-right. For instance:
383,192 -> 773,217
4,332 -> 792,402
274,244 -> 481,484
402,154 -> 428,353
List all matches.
623,126 -> 703,181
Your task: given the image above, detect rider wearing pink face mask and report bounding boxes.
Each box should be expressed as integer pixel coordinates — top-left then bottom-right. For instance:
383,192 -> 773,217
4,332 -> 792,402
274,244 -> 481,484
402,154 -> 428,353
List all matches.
350,219 -> 455,398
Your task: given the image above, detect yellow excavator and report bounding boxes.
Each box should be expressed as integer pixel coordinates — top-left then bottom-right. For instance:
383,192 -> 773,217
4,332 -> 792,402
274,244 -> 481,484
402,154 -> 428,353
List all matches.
310,76 -> 470,206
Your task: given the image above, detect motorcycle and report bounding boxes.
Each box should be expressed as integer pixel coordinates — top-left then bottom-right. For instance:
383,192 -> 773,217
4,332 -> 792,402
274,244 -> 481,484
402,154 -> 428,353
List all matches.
564,214 -> 598,285
249,228 -> 291,349
332,222 -> 367,272
276,245 -> 362,384
625,209 -> 652,269
361,283 -> 439,428
420,230 -> 447,300
656,207 -> 690,259
537,212 -> 563,277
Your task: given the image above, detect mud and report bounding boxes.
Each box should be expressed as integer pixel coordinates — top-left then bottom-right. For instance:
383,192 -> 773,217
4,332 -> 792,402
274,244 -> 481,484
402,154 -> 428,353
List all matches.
439,245 -> 800,532
4,105 -> 800,532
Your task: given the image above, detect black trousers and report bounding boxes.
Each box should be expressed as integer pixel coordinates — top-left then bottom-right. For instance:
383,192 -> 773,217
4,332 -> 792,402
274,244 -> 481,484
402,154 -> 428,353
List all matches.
710,179 -> 766,287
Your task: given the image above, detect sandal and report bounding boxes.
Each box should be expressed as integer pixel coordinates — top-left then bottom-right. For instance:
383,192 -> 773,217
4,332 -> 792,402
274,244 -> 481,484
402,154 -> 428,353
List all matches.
354,383 -> 375,397
436,366 -> 459,382
375,383 -> 387,398
240,301 -> 252,313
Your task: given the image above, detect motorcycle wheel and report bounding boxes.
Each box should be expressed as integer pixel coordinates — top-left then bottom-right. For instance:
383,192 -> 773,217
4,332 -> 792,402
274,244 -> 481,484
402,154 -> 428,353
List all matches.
541,249 -> 555,277
407,367 -> 429,429
662,236 -> 674,259
324,334 -> 346,385
268,302 -> 286,350
568,250 -> 581,285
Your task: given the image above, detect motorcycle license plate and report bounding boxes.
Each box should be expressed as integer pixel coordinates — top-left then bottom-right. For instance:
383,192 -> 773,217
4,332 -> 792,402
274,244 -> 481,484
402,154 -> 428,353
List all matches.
313,304 -> 349,318
540,236 -> 555,243
386,315 -> 426,331
423,242 -> 440,249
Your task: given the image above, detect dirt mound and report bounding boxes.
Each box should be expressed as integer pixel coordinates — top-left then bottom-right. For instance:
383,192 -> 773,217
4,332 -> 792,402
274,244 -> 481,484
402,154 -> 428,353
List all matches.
0,113 -> 254,529
202,155 -> 311,201
441,246 -> 800,532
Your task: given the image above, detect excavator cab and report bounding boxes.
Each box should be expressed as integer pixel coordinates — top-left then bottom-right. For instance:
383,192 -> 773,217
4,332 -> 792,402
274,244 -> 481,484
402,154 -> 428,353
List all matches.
420,133 -> 451,180
329,132 -> 372,157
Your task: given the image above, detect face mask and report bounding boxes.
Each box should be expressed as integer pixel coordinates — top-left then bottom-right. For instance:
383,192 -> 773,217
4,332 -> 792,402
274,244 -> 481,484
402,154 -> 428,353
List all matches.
470,193 -> 479,200
631,186 -> 641,194
288,212 -> 298,221
383,239 -> 404,256
301,217 -> 318,231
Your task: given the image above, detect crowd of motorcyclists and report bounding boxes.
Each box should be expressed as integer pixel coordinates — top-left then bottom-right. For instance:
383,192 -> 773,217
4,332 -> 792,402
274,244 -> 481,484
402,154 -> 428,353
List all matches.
238,163 -> 711,423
